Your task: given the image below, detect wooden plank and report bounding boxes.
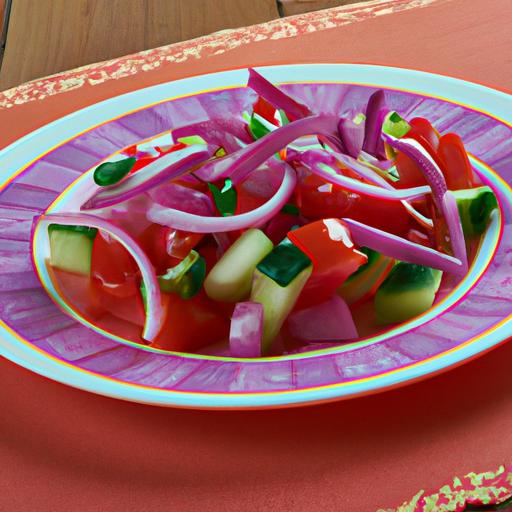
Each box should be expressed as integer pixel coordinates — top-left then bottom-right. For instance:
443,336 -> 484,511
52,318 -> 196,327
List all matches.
279,0 -> 363,16
0,0 -> 279,90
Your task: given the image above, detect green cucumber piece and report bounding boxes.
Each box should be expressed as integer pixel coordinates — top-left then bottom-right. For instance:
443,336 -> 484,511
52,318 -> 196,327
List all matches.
256,237 -> 311,287
251,266 -> 312,354
375,263 -> 442,324
49,225 -> 97,276
176,135 -> 207,146
453,186 -> 498,237
204,229 -> 273,302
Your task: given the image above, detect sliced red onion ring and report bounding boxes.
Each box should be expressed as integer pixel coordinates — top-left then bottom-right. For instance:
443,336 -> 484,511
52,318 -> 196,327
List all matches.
297,150 -> 430,201
147,164 -> 297,232
362,90 -> 389,159
338,118 -> 364,158
37,213 -> 164,341
82,145 -> 213,210
229,301 -> 263,357
383,133 -> 467,269
148,183 -> 213,215
172,119 -> 251,152
343,217 -> 464,275
247,68 -> 312,120
287,295 -> 357,342
196,115 -> 340,185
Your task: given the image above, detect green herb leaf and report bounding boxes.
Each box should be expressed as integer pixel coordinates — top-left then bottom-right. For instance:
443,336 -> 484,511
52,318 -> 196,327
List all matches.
93,157 -> 136,186
208,180 -> 237,217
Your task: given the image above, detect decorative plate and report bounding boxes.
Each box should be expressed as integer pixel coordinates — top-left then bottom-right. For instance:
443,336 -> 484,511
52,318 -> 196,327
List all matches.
1,64 -> 511,409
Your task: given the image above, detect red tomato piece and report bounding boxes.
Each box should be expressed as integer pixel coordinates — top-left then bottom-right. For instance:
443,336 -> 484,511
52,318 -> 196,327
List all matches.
91,233 -> 139,298
395,118 -> 441,188
438,133 -> 474,190
49,266 -> 106,320
298,173 -> 413,236
153,292 -> 229,352
253,96 -> 278,125
138,224 -> 202,273
288,219 -> 367,307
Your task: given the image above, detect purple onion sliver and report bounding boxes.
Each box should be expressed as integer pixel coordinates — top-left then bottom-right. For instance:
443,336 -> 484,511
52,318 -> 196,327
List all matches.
362,90 -> 388,157
338,118 -> 365,158
147,164 -> 297,233
443,191 -> 469,274
342,217 -> 464,275
222,115 -> 340,185
382,134 -> 447,208
82,145 -> 214,210
305,160 -> 429,201
383,134 -> 467,269
288,295 -> 358,342
247,68 -> 312,120
229,301 -> 263,358
37,213 -> 164,341
149,183 -> 213,215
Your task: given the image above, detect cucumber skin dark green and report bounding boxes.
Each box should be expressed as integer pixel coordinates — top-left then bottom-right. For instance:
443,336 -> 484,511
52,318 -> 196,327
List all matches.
378,263 -> 437,294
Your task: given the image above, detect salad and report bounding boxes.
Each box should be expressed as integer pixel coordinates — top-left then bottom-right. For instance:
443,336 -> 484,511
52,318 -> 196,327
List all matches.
37,69 -> 498,358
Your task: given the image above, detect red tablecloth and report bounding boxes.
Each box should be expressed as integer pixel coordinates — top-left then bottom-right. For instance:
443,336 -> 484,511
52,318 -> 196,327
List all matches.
1,1 -> 511,510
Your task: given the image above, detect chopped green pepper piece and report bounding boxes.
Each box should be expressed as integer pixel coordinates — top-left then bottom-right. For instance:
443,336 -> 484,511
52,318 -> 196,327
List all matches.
208,180 -> 237,217
140,281 -> 148,312
93,157 -> 136,186
281,203 -> 300,216
352,113 -> 366,125
157,250 -> 206,300
214,147 -> 227,158
48,223 -> 98,240
248,114 -> 272,141
176,135 -> 207,145
382,111 -> 411,138
179,257 -> 206,299
256,238 -> 311,287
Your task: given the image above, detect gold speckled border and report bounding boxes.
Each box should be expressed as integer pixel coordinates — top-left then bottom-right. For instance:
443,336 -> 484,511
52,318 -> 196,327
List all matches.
0,0 -> 441,108
379,465 -> 512,512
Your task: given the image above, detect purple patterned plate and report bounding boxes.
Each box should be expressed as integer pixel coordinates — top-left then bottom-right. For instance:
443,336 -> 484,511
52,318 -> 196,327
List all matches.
1,64 -> 511,408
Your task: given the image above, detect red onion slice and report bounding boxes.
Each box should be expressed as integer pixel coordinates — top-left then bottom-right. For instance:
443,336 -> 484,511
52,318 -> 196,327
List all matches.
247,68 -> 312,120
37,213 -> 164,341
383,133 -> 467,269
342,217 -> 464,275
196,115 -> 340,184
83,145 -> 213,210
287,295 -> 357,342
229,301 -> 264,357
147,163 -> 297,232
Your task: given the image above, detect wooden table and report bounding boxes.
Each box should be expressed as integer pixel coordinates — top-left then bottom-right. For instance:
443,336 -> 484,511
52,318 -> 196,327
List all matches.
0,1 -> 511,510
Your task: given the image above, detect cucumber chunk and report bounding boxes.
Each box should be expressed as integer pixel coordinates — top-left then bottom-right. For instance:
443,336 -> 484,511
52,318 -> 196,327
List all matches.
49,225 -> 97,276
453,186 -> 498,237
204,229 -> 273,302
251,266 -> 312,354
375,263 -> 442,324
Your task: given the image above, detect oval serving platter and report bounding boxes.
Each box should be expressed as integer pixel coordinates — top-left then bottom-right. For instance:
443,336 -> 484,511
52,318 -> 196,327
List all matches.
0,64 -> 511,409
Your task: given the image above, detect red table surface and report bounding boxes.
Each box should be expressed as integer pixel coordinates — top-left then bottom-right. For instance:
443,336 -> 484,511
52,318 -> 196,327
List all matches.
1,0 -> 511,510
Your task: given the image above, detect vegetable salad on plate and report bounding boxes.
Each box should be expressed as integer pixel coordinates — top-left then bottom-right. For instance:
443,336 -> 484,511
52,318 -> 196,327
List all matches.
37,69 -> 498,357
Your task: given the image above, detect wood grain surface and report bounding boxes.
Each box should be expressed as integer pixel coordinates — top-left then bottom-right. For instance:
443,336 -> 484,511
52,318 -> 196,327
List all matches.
0,0 -> 280,90
279,0 -> 360,16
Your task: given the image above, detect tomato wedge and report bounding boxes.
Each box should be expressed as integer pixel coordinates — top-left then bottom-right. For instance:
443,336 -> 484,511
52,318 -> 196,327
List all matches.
153,292 -> 229,352
138,224 -> 203,273
438,133 -> 474,190
288,219 -> 367,307
91,233 -> 139,298
298,174 -> 413,236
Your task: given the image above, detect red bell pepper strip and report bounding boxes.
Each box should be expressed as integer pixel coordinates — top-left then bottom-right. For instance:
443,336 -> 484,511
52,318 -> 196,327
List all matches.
438,133 -> 474,190
288,219 -> 367,307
